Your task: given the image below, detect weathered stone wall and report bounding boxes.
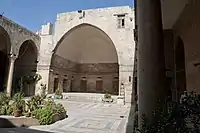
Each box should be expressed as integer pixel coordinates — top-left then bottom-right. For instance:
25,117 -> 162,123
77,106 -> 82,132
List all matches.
39,6 -> 135,104
49,55 -> 119,94
0,16 -> 40,56
173,0 -> 200,93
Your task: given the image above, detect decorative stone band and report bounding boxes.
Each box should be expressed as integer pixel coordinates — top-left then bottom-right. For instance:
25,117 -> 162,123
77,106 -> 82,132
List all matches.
37,65 -> 51,70
119,64 -> 134,72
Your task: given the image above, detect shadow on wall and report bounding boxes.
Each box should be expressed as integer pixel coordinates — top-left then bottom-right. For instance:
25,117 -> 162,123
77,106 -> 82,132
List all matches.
0,118 -> 55,133
125,79 -> 136,133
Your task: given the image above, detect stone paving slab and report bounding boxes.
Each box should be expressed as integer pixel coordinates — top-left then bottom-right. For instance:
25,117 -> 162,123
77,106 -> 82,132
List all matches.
27,101 -> 134,133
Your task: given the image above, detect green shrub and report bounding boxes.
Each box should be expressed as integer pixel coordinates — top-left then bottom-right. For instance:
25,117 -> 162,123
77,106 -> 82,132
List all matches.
55,103 -> 66,114
40,84 -> 47,99
104,93 -> 111,99
26,95 -> 44,116
12,92 -> 25,114
34,99 -> 67,125
0,92 -> 10,106
55,88 -> 62,96
35,106 -> 53,125
137,91 -> 200,133
6,106 -> 13,115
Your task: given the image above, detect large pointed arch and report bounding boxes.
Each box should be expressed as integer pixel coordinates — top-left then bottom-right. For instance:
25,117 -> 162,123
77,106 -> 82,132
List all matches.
13,40 -> 38,96
49,23 -> 119,94
53,23 -> 118,63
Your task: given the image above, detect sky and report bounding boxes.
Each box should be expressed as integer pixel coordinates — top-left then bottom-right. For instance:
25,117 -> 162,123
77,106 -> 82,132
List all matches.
0,0 -> 133,32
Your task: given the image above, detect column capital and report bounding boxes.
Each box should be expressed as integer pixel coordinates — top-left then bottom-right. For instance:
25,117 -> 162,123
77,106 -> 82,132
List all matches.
8,54 -> 17,61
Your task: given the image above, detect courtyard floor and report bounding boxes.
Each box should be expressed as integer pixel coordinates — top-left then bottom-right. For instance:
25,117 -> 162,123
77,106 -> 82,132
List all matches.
0,100 -> 134,133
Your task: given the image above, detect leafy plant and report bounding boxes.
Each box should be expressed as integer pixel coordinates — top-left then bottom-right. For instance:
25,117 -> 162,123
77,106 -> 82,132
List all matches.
104,93 -> 112,99
55,103 -> 66,114
40,83 -> 47,99
12,92 -> 25,116
0,92 -> 10,106
55,88 -> 62,96
26,95 -> 44,113
35,106 -> 53,125
137,91 -> 200,133
34,99 -> 67,125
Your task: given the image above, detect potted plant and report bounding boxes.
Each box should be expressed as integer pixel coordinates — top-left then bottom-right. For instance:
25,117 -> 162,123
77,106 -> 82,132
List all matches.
13,104 -> 22,117
102,92 -> 113,103
56,103 -> 66,120
55,88 -> 63,99
12,92 -> 25,117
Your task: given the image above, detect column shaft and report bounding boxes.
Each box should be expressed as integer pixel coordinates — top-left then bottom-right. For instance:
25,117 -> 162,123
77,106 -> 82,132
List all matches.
6,55 -> 17,97
137,0 -> 165,125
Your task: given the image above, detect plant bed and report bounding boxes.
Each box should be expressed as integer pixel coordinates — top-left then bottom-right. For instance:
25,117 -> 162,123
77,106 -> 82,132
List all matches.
52,113 -> 60,123
136,91 -> 200,133
34,99 -> 67,125
13,110 -> 22,117
0,92 -> 67,126
59,112 -> 67,120
102,93 -> 113,103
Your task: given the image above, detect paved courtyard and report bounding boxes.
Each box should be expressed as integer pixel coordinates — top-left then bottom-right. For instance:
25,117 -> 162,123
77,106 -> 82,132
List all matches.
27,100 -> 134,133
0,100 -> 134,133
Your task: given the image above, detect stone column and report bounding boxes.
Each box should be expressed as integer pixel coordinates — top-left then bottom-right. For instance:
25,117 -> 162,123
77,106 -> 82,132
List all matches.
6,54 -> 17,97
137,0 -> 165,126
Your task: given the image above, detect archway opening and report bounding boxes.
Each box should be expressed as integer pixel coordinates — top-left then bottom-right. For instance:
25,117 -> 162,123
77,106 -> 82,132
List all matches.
175,37 -> 186,99
0,26 -> 10,92
14,40 -> 38,96
50,24 -> 119,95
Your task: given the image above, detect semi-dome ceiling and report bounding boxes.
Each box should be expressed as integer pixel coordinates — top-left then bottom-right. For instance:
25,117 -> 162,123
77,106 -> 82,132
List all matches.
55,24 -> 118,63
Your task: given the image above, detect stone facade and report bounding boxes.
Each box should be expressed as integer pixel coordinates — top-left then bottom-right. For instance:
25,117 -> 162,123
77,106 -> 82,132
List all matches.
0,6 -> 135,104
38,6 -> 135,104
0,16 -> 40,56
0,16 -> 40,96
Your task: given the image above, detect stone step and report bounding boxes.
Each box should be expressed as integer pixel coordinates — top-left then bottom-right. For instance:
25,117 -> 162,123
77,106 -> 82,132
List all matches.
47,93 -> 118,103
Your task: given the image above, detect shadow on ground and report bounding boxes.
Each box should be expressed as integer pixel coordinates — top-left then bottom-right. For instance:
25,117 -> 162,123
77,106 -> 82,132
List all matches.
0,118 -> 55,133
126,77 -> 137,133
125,95 -> 136,133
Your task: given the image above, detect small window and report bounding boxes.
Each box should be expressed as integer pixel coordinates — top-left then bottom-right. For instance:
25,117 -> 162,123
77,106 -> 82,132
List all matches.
117,14 -> 125,28
129,76 -> 132,82
122,19 -> 125,27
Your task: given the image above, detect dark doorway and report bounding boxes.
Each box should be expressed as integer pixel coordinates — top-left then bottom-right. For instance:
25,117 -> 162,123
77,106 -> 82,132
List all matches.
80,78 -> 87,92
53,78 -> 59,92
0,51 -> 8,92
63,79 -> 68,92
175,37 -> 186,99
112,77 -> 119,95
96,79 -> 103,92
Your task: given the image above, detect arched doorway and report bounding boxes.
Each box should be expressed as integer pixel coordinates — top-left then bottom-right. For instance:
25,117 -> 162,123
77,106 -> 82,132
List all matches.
14,40 -> 38,96
175,37 -> 186,99
0,26 -> 10,92
50,24 -> 119,95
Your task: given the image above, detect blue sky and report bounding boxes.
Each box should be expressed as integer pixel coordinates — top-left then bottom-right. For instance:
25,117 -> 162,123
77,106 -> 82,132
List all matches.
0,0 -> 133,32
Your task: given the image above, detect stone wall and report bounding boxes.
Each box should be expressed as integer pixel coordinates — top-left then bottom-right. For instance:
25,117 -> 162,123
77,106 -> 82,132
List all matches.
173,0 -> 200,93
49,55 -> 119,94
38,6 -> 135,104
